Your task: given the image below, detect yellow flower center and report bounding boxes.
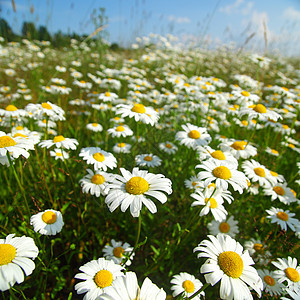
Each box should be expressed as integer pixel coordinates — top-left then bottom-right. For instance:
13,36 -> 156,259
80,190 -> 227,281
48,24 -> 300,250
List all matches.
92,123 -> 98,127
208,183 -> 216,189
0,244 -> 16,265
253,243 -> 264,252
131,103 -> 146,114
241,120 -> 248,126
42,211 -> 57,224
56,153 -> 63,156
13,133 -> 27,138
277,211 -> 289,221
182,280 -> 195,293
5,105 -> 18,111
93,153 -> 105,162
16,126 -> 23,130
125,176 -> 149,195
291,189 -> 296,197
241,91 -> 250,97
273,186 -> 285,196
116,126 -> 125,132
231,141 -> 247,150
219,222 -> 230,233
218,251 -> 244,278
271,149 -> 279,155
253,104 -> 267,113
282,124 -> 289,129
205,197 -> 218,208
0,136 -> 17,148
188,130 -> 200,139
211,150 -> 226,160
165,143 -> 172,149
118,143 -> 126,148
80,80 -> 86,84
213,166 -> 231,180
105,92 -> 111,97
254,167 -> 265,177
270,171 -> 278,177
94,270 -> 113,288
53,135 -> 65,143
144,156 -> 152,161
285,268 -> 300,282
264,275 -> 275,286
113,247 -> 124,258
114,117 -> 120,121
41,102 -> 52,110
91,174 -> 105,185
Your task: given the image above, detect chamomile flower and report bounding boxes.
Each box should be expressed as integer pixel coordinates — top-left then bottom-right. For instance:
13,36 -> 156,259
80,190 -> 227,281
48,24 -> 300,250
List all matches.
102,239 -> 134,266
196,159 -> 248,194
86,123 -> 103,132
0,234 -> 39,291
99,91 -> 119,102
105,167 -> 172,217
99,271 -> 166,300
112,142 -> 132,153
257,269 -> 284,296
239,104 -> 282,122
107,125 -> 133,138
244,239 -> 271,265
191,187 -> 228,221
135,154 -> 162,168
175,123 -> 212,150
25,101 -> 65,121
49,148 -> 69,161
272,257 -> 300,292
194,234 -> 263,300
184,175 -> 204,190
232,90 -> 260,106
39,135 -> 78,150
170,272 -> 205,299
220,139 -> 257,159
74,257 -> 124,300
0,104 -> 27,118
116,103 -> 159,126
79,169 -> 114,197
207,215 -> 239,238
79,147 -> 117,171
158,141 -> 178,154
263,183 -> 297,205
242,159 -> 273,188
30,209 -> 64,235
266,207 -> 300,232
281,288 -> 300,299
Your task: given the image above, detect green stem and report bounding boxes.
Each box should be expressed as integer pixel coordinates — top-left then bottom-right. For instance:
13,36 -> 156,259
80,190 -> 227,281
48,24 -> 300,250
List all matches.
185,283 -> 210,299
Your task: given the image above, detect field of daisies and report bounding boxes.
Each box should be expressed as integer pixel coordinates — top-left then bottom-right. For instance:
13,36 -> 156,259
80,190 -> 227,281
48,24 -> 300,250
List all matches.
0,34 -> 300,300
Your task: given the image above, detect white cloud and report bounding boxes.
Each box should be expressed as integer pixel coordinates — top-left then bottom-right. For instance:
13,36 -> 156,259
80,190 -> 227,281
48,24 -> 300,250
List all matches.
220,0 -> 253,15
283,7 -> 300,22
168,15 -> 191,24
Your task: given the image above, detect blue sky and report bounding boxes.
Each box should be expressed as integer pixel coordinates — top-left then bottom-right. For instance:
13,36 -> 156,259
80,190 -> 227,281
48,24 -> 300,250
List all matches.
1,0 -> 300,55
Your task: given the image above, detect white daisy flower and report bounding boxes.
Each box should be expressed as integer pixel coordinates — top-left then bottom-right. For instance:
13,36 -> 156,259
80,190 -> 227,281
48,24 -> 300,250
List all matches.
191,187 -> 228,221
30,209 -> 64,235
272,257 -> 300,292
102,239 -> 134,266
135,154 -> 162,168
107,125 -> 133,138
170,272 -> 205,299
0,104 -> 27,118
39,135 -> 78,150
98,91 -> 119,102
79,169 -> 114,197
257,269 -> 284,296
99,271 -> 166,300
239,104 -> 282,122
0,234 -> 39,291
86,123 -> 103,132
266,207 -> 300,232
220,139 -> 257,159
25,101 -> 65,121
112,142 -> 132,154
175,123 -> 212,150
231,90 -> 260,106
263,183 -> 297,205
74,257 -> 124,300
49,148 -> 69,161
105,167 -> 172,218
207,215 -> 239,238
184,175 -> 204,191
194,234 -> 263,300
158,141 -> 178,154
242,159 -> 273,188
116,103 -> 159,126
79,147 -> 117,171
196,159 -> 248,194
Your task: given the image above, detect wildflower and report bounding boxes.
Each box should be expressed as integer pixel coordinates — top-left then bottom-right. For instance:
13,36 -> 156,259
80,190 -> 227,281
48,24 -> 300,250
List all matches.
79,147 -> 117,171
263,183 -> 297,205
207,215 -> 239,238
194,234 -> 263,300
107,125 -> 133,138
105,167 -> 172,217
74,257 -> 124,300
239,104 -> 282,122
272,257 -> 300,292
49,148 -> 69,161
99,91 -> 119,102
135,153 -> 162,168
220,139 -> 257,159
30,209 -> 64,235
196,159 -> 248,193
0,234 -> 39,291
0,104 -> 27,118
25,101 -> 65,121
257,269 -> 284,296
244,239 -> 271,265
184,175 -> 204,190
266,207 -> 300,232
112,142 -> 131,154
39,135 -> 78,150
175,123 -> 212,150
99,271 -> 166,300
170,272 -> 205,299
80,169 -> 114,197
102,239 -> 134,266
158,141 -> 178,154
86,123 -> 103,132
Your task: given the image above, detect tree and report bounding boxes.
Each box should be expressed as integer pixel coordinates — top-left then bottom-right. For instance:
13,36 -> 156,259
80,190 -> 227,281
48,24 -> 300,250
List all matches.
0,18 -> 15,41
22,22 -> 38,40
38,25 -> 51,41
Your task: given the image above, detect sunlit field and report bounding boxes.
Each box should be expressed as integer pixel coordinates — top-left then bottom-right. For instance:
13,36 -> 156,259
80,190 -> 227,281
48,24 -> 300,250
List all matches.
0,35 -> 299,300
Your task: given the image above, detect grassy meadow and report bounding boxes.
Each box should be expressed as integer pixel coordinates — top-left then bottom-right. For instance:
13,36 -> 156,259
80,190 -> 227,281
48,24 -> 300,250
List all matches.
0,35 -> 299,299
